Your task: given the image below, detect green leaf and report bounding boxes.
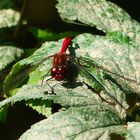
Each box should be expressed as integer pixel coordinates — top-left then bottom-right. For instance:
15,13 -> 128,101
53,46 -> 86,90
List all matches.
3,39 -> 64,96
0,105 -> 8,123
0,84 -> 48,108
75,63 -> 128,118
125,122 -> 140,140
0,43 -> 23,96
3,34 -> 129,115
0,0 -> 17,9
0,9 -> 20,28
19,105 -> 125,140
26,100 -> 52,117
0,83 -> 54,117
73,33 -> 140,97
29,27 -> 80,41
0,81 -> 101,111
0,77 -> 101,116
0,43 -> 23,71
56,0 -> 140,45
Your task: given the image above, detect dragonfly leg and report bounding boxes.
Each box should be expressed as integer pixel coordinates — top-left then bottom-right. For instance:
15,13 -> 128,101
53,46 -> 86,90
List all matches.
45,77 -> 55,94
41,69 -> 55,94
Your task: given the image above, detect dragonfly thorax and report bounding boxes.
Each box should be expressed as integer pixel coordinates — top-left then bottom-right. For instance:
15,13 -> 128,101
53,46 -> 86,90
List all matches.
53,53 -> 68,67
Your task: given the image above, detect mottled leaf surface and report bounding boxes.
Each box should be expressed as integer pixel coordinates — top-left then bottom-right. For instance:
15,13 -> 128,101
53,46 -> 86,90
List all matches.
0,0 -> 17,9
56,0 -> 140,45
0,79 -> 102,117
0,81 -> 101,109
125,122 -> 140,140
0,44 -> 23,71
3,34 -> 130,115
73,33 -> 140,96
3,39 -> 64,96
0,9 -> 20,28
19,105 -> 125,140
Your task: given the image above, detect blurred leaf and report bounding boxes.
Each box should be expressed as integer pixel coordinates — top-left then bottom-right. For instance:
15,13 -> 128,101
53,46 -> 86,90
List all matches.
56,0 -> 140,45
26,100 -> 52,117
0,43 -> 23,71
125,122 -> 140,140
3,33 -> 132,115
0,105 -> 8,123
29,27 -> 80,41
0,43 -> 23,96
0,0 -> 17,9
0,9 -> 20,42
19,104 -> 125,140
24,48 -> 36,57
0,80 -> 101,110
0,9 -> 20,28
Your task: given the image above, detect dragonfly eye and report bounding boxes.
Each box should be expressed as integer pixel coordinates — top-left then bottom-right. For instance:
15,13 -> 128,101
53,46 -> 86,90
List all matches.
51,67 -> 58,77
58,66 -> 67,74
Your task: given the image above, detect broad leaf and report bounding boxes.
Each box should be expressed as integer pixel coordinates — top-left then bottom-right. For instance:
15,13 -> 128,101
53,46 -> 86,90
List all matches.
19,105 -> 125,140
125,122 -> 140,140
0,81 -> 101,109
0,0 -> 17,9
0,43 -> 23,97
29,27 -> 80,41
73,33 -> 140,97
0,9 -> 20,28
0,105 -> 8,123
0,43 -> 23,71
26,100 -> 52,117
3,34 -> 129,115
56,0 -> 140,45
0,79 -> 102,117
3,39 -> 64,96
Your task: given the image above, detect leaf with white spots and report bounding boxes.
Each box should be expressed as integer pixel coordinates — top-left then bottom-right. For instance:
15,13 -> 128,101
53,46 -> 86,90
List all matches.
0,43 -> 23,97
0,9 -> 20,28
73,33 -> 140,97
3,39 -> 65,96
56,0 -> 140,45
0,75 -> 103,117
19,105 -> 125,140
0,43 -> 23,71
125,122 -> 140,140
0,80 -> 101,109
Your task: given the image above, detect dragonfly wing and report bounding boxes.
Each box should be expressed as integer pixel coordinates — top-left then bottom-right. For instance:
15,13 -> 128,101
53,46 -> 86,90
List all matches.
3,55 -> 54,96
70,59 -> 126,109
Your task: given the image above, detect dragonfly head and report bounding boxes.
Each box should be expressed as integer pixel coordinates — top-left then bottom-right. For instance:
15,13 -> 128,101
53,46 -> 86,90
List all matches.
51,66 -> 67,81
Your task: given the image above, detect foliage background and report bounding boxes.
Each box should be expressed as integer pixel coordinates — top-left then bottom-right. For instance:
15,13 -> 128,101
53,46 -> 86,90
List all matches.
0,0 -> 139,140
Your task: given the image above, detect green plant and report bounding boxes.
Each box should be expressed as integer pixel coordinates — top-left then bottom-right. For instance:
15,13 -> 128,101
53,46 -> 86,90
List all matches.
0,0 -> 140,139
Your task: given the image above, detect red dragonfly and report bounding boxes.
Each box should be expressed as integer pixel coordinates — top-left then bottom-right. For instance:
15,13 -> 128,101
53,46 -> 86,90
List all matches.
3,37 -> 74,97
50,37 -> 72,81
43,38 -> 126,109
4,37 -> 126,109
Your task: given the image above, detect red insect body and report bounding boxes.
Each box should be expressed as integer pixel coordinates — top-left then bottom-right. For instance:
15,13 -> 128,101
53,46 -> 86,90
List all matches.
51,37 -> 72,81
60,37 -> 72,53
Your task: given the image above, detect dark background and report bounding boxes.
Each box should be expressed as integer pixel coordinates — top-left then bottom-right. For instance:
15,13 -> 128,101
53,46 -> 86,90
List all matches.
0,1 -> 139,140
113,1 -> 139,22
